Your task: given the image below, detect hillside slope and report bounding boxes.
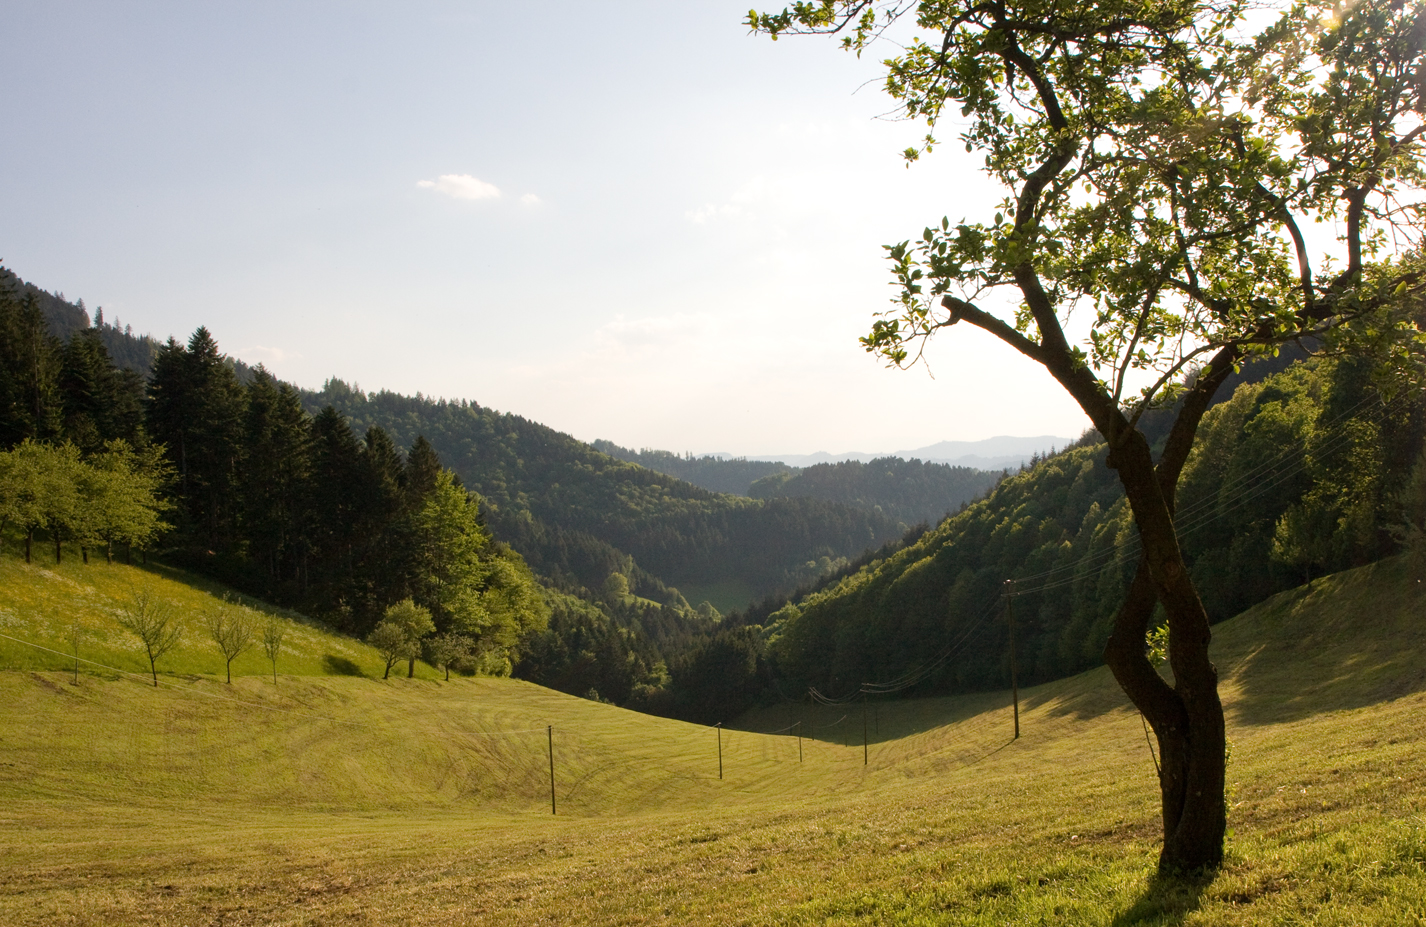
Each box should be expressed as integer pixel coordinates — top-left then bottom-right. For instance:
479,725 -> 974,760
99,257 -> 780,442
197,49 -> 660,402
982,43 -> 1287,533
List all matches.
0,557 -> 1421,925
304,379 -> 907,603
748,455 -> 1002,525
591,441 -> 792,495
0,542 -> 438,682
750,355 -> 1423,701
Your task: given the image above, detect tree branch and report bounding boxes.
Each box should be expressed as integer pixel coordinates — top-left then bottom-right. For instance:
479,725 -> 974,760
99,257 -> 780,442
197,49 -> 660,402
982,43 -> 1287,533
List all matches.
937,295 -> 1048,363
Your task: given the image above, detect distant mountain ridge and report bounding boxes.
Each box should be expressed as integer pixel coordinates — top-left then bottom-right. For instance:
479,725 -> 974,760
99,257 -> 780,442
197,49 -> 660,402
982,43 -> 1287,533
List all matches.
734,435 -> 1076,471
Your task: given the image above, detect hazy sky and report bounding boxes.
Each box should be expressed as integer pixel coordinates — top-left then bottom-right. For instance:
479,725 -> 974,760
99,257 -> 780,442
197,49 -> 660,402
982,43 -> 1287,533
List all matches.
2,1 -> 1089,455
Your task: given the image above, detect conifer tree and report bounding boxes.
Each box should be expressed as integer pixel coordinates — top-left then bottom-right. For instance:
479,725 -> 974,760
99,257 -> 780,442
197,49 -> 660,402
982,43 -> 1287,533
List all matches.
146,328 -> 246,549
241,368 -> 312,589
0,284 -> 62,447
404,435 -> 442,503
307,405 -> 364,621
58,327 -> 142,452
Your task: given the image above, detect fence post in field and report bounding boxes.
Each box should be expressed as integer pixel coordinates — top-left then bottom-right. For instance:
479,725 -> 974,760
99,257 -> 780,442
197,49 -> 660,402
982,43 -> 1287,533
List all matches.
1005,579 -> 1020,740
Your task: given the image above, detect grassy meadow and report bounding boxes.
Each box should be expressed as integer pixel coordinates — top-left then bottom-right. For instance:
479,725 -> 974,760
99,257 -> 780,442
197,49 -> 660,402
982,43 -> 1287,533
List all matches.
0,543 -> 1423,925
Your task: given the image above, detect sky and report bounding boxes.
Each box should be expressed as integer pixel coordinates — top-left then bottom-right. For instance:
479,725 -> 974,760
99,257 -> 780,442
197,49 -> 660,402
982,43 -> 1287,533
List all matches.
1,1 -> 1090,456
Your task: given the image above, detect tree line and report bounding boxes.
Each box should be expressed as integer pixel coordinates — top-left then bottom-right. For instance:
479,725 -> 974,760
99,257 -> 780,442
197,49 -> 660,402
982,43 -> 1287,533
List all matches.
2,270 -> 549,672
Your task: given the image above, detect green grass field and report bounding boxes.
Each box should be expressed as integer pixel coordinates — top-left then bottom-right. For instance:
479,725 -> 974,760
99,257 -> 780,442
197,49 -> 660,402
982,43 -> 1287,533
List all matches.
0,546 -> 1423,925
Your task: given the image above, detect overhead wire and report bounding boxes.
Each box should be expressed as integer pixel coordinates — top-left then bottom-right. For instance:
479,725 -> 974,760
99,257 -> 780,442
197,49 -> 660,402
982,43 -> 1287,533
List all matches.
790,383 -> 1415,717
1010,388 -> 1408,597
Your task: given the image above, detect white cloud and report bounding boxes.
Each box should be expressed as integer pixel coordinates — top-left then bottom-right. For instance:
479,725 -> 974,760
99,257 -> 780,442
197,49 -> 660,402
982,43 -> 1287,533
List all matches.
520,193 -> 542,207
243,345 -> 298,365
416,173 -> 501,200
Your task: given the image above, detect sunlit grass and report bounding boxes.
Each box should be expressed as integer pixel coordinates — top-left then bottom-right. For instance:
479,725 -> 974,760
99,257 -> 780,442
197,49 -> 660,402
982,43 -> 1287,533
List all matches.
0,540 -> 436,681
0,550 -> 1422,925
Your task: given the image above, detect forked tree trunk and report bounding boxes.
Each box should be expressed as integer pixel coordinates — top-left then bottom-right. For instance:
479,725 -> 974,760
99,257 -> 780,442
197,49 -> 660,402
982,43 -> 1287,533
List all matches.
1042,331 -> 1237,873
1103,432 -> 1227,873
948,292 -> 1241,873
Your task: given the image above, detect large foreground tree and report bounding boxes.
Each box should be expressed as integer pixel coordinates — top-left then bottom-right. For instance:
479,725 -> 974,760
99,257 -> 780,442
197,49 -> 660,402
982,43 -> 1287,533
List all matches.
752,0 -> 1425,871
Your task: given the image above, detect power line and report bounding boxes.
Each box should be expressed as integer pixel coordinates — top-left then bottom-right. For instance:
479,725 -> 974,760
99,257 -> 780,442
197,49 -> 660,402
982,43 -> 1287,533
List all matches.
1010,388 -> 1410,597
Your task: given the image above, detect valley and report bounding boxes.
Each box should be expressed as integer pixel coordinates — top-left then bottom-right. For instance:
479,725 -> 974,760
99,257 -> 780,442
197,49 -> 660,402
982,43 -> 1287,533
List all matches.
0,551 -> 1421,924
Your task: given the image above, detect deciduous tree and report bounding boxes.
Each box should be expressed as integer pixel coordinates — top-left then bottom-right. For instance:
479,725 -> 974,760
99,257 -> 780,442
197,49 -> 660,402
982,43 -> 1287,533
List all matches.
426,632 -> 473,681
204,599 -> 254,684
118,586 -> 182,686
752,0 -> 1425,871
261,614 -> 286,684
370,598 -> 435,679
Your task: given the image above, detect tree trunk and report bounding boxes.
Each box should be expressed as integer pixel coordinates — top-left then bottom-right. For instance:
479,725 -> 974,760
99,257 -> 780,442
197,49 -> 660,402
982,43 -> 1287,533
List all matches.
948,293 -> 1241,873
1103,433 -> 1226,873
407,657 -> 416,678
54,531 -> 62,564
26,528 -> 33,564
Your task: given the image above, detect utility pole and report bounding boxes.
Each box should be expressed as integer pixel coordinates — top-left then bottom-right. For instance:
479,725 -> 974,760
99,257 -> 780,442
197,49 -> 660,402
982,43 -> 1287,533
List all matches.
716,722 -> 723,780
547,725 -> 556,815
796,721 -> 803,763
1005,579 -> 1020,740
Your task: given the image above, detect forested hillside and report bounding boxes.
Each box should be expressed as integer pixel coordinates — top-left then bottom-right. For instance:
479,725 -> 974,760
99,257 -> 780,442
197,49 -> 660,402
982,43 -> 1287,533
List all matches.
2,270 -> 552,679
592,441 -> 792,495
596,440 -> 1003,527
3,266 -> 910,713
304,380 -> 906,600
661,355 -> 1425,722
14,263 -> 1419,729
749,456 -> 1002,525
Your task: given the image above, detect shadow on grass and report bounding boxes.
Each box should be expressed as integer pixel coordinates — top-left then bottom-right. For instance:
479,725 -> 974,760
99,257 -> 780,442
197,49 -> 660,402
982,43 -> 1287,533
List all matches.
323,655 -> 365,677
1026,558 -> 1426,728
1111,870 -> 1213,926
1222,558 -> 1426,726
